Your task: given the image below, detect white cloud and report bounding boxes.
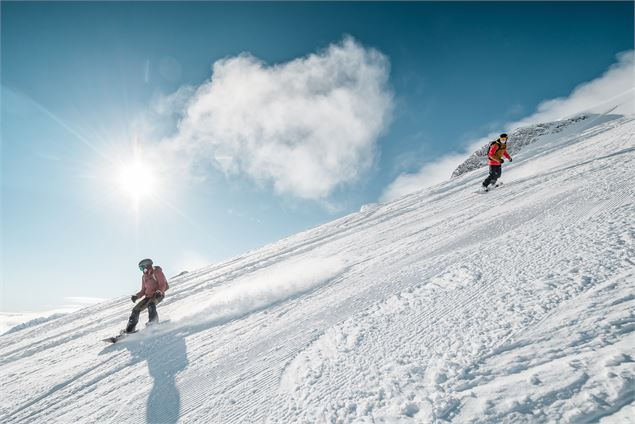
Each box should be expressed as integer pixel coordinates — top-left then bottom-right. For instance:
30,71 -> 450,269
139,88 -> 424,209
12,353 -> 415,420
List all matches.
381,153 -> 469,202
381,50 -> 634,202
167,36 -> 393,200
153,85 -> 195,117
511,50 -> 634,128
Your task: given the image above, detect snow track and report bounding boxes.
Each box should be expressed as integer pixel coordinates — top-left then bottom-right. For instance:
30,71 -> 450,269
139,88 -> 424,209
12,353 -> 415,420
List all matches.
1,116 -> 633,423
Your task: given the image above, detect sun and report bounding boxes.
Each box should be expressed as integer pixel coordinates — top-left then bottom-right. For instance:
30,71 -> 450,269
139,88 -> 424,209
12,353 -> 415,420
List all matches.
117,159 -> 157,204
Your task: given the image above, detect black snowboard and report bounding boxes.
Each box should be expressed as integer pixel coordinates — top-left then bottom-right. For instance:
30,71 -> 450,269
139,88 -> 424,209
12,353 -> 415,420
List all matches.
102,330 -> 137,344
102,320 -> 170,343
477,181 -> 504,194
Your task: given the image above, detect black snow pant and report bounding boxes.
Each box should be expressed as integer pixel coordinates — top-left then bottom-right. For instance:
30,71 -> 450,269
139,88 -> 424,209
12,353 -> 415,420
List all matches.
126,295 -> 164,333
482,164 -> 502,188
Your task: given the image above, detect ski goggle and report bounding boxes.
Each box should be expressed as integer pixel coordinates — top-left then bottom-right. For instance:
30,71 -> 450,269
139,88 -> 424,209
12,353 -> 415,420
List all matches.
138,259 -> 153,271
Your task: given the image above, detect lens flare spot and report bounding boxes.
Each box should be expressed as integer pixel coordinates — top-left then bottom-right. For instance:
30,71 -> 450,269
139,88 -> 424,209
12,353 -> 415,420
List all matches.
118,160 -> 156,202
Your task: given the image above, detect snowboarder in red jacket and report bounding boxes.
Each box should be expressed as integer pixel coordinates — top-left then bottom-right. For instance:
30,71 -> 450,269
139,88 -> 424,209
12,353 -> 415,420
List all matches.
482,133 -> 512,191
125,258 -> 168,333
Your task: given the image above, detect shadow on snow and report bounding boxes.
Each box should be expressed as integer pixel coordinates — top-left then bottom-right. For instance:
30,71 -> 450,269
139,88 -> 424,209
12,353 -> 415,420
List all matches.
99,329 -> 188,424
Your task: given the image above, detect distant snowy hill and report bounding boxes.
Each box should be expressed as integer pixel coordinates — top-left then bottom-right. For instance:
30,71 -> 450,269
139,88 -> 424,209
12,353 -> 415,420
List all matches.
0,312 -> 67,336
1,115 -> 633,423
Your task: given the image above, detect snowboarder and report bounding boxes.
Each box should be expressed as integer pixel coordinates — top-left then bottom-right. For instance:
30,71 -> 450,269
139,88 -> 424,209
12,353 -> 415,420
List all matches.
125,258 -> 168,333
482,133 -> 513,191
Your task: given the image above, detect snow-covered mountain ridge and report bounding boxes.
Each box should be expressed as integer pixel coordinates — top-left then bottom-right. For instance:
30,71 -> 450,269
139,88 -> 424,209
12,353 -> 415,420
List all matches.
451,114 -> 622,179
0,312 -> 68,336
1,115 -> 634,423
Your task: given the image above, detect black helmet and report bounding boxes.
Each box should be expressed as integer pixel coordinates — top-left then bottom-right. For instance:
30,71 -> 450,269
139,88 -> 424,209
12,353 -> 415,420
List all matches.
138,258 -> 153,272
500,133 -> 508,139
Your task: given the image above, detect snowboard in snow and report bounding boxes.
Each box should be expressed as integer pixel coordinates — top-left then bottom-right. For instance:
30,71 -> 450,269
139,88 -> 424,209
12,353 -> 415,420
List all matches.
477,181 -> 504,194
102,320 -> 171,343
102,330 -> 137,344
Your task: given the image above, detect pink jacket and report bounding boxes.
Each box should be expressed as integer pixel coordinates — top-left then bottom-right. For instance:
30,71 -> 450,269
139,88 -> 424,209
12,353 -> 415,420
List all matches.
136,266 -> 168,298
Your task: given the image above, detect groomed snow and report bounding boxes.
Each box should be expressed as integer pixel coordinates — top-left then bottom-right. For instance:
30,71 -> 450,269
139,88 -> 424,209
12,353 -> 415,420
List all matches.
1,115 -> 633,423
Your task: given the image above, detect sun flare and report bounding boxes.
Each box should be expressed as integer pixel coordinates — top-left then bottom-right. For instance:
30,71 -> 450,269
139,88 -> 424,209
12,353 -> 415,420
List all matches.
118,160 -> 157,203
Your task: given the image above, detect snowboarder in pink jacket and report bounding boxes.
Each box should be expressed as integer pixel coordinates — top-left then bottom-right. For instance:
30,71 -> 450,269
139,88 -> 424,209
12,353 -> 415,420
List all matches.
125,258 -> 168,333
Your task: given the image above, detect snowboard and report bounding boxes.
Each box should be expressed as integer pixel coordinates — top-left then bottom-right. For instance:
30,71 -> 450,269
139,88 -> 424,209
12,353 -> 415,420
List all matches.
477,181 -> 504,194
102,320 -> 170,343
102,330 -> 137,344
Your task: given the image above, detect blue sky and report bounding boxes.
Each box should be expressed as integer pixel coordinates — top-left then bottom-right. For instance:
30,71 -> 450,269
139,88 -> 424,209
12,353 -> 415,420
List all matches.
2,1 -> 633,312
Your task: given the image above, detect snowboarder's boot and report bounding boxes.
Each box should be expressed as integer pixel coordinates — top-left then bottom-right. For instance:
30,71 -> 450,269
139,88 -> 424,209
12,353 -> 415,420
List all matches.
146,302 -> 159,327
125,309 -> 141,333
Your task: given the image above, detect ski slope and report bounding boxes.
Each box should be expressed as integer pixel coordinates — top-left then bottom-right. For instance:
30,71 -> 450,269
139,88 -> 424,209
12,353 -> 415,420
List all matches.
1,115 -> 634,423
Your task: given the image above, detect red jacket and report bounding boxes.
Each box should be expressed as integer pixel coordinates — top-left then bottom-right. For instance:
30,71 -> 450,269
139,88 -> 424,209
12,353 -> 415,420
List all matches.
488,141 -> 511,165
136,266 -> 168,298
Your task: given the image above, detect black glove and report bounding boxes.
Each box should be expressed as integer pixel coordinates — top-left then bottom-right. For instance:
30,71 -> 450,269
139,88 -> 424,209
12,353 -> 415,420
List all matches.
509,157 -> 513,162
154,290 -> 163,299
499,159 -> 504,164
131,295 -> 138,303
